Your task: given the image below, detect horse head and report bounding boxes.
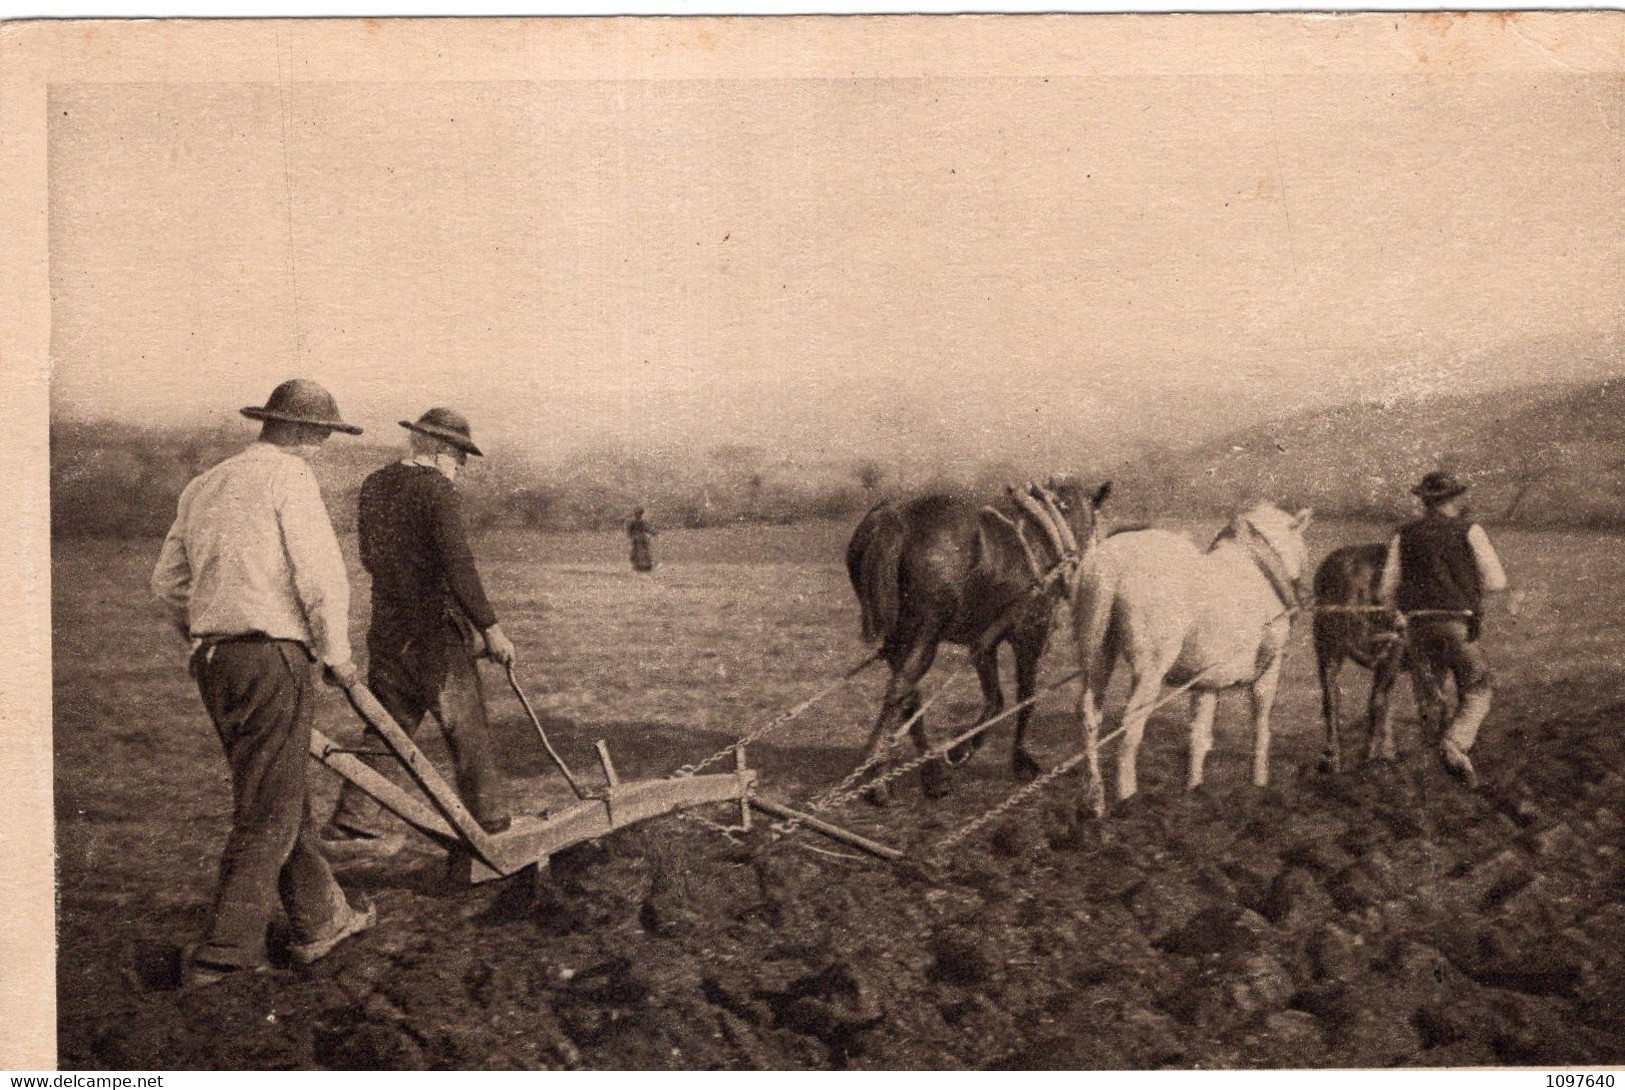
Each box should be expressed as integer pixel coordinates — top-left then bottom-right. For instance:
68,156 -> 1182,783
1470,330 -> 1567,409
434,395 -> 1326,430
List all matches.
1223,502 -> 1314,609
1043,476 -> 1113,548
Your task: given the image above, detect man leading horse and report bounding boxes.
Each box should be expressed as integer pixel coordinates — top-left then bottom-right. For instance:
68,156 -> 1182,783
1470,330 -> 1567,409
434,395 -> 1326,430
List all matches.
1377,470 -> 1510,789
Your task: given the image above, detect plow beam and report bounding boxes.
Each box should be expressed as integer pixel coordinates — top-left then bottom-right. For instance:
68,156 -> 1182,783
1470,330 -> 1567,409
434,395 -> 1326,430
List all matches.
341,683 -> 509,872
309,728 -> 462,847
456,769 -> 758,883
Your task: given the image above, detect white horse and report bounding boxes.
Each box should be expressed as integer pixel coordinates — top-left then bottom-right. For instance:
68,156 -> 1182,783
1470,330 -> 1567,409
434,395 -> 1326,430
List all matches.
1072,503 -> 1313,816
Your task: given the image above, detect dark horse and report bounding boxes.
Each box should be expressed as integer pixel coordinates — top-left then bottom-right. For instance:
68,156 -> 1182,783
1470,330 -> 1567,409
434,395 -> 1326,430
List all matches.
1314,542 -> 1425,772
846,477 -> 1112,802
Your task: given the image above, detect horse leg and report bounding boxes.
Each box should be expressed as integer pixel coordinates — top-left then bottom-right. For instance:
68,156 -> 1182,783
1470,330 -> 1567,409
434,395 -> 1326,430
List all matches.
1073,575 -> 1118,818
1318,650 -> 1343,774
872,628 -> 950,801
1248,654 -> 1284,788
1116,668 -> 1164,802
1187,689 -> 1219,790
950,645 -> 1004,767
1078,684 -> 1107,819
1010,631 -> 1045,781
1075,632 -> 1117,818
860,644 -> 923,807
1367,647 -> 1401,762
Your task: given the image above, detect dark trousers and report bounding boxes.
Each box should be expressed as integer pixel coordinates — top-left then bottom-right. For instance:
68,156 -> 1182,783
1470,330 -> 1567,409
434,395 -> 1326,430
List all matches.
194,639 -> 349,968
328,640 -> 510,836
1408,617 -> 1493,746
1409,617 -> 1491,697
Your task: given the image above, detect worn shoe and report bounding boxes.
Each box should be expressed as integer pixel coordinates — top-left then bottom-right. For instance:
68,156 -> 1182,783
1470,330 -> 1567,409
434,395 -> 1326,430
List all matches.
289,895 -> 377,966
318,823 -> 406,862
179,944 -> 268,990
1440,740 -> 1481,790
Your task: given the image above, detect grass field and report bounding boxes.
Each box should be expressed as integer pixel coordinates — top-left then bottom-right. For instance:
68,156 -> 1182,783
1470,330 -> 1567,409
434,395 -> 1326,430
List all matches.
52,516 -> 1625,1068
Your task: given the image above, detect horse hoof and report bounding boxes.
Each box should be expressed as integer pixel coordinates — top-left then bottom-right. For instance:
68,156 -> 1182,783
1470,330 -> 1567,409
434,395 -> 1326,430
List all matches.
921,759 -> 953,800
946,741 -> 974,767
1012,752 -> 1041,781
862,782 -> 892,808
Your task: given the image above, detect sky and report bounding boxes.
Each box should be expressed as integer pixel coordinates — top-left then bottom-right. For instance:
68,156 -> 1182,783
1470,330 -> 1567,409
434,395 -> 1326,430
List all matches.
47,65 -> 1623,473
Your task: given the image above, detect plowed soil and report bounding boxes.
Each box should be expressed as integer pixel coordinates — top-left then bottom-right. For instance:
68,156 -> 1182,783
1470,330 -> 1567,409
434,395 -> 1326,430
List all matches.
54,522 -> 1625,1069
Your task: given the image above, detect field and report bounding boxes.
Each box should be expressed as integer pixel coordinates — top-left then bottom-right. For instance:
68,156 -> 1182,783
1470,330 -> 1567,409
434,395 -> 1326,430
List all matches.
54,519 -> 1625,1069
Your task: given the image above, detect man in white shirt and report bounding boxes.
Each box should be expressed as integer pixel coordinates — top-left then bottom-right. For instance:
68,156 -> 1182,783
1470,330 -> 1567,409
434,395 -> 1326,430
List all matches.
151,379 -> 377,987
1376,471 -> 1510,789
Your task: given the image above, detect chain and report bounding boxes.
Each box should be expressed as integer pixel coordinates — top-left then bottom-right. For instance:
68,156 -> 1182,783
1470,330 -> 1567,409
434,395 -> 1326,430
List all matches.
1312,605 -> 1474,618
683,513 -> 1084,846
676,809 -> 749,842
678,589 -> 1460,862
671,652 -> 880,779
927,603 -> 1301,858
930,736 -> 1108,861
806,665 -> 1079,821
800,662 -> 974,811
761,665 -> 976,838
795,551 -> 1082,820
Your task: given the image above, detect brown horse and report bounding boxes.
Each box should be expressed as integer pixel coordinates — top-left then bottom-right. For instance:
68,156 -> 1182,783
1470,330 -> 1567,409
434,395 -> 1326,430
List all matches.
1313,542 -> 1416,772
846,477 -> 1111,803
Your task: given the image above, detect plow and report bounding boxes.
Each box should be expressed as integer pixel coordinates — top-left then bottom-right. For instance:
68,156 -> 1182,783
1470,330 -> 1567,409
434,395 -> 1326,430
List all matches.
309,663 -> 902,886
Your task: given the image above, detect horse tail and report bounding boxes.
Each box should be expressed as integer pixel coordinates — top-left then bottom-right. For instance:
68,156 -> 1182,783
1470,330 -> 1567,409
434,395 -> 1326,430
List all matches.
1071,547 -> 1119,814
851,506 -> 907,645
1071,548 -> 1117,692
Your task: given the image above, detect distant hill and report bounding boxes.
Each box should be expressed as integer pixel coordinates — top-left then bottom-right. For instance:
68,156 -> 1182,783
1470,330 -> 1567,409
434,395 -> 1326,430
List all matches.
1097,377 -> 1625,529
49,375 -> 1625,539
48,420 -> 885,538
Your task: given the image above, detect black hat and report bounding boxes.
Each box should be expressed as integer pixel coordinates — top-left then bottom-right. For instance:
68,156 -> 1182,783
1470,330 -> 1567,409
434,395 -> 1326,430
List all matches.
241,379 -> 362,435
1411,470 -> 1469,502
401,407 -> 483,457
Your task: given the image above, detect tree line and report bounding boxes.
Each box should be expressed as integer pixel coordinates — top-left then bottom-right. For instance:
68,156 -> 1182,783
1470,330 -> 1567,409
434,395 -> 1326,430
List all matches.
51,414 -> 1625,540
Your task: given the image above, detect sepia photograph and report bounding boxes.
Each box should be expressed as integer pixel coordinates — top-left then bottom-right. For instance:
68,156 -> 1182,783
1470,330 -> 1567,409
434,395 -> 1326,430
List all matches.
6,12 -> 1625,1071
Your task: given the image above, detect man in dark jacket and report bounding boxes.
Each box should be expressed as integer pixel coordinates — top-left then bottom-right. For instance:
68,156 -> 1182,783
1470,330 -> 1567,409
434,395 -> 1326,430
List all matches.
1377,470 -> 1509,788
320,408 -> 516,857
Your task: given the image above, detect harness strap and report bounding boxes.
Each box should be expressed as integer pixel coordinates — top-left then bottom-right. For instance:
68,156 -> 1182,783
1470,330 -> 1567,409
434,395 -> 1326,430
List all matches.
1220,518 -> 1303,614
1030,484 -> 1082,556
1009,485 -> 1073,566
982,507 -> 1047,581
974,484 -> 1087,656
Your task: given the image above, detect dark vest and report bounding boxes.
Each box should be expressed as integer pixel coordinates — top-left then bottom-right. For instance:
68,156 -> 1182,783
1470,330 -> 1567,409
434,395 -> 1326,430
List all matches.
358,462 -> 497,671
1396,512 -> 1482,614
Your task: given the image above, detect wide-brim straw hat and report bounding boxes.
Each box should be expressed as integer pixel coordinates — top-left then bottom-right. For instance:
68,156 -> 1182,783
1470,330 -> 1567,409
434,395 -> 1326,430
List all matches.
241,379 -> 362,435
1411,470 -> 1469,501
400,407 -> 483,457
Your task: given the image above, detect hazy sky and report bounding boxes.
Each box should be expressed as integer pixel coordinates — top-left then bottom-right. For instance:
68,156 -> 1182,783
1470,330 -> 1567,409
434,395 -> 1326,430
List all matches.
48,68 -> 1622,470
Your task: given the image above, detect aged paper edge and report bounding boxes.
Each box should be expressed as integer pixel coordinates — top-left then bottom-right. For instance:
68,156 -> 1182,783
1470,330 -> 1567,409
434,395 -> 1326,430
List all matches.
4,13 -> 1621,1072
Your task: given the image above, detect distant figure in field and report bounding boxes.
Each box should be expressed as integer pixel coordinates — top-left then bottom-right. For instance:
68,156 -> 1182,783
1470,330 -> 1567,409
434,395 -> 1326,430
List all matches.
150,378 -> 376,987
320,407 -> 516,859
1377,470 -> 1510,789
627,507 -> 657,573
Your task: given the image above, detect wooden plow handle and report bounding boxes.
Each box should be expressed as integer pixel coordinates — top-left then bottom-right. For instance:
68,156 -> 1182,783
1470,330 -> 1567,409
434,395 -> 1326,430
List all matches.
339,682 -> 507,872
505,663 -> 590,800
